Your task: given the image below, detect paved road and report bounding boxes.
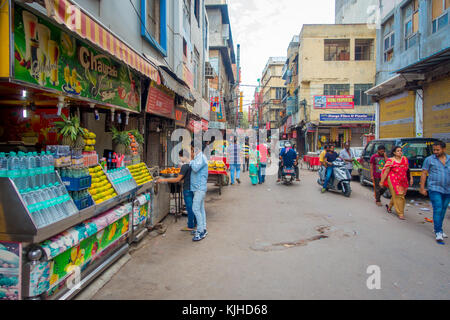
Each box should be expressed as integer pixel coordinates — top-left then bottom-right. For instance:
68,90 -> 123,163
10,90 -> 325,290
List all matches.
91,169 -> 450,300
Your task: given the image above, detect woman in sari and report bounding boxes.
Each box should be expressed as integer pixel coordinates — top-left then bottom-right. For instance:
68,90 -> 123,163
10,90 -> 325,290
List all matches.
249,144 -> 260,185
379,146 -> 413,220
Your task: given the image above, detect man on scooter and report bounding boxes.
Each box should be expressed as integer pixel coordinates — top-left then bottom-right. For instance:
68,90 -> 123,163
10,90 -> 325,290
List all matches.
321,144 -> 339,193
277,142 -> 300,182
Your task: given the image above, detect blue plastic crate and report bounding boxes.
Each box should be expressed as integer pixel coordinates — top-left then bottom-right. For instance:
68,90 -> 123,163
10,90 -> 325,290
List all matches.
73,195 -> 94,211
62,175 -> 92,191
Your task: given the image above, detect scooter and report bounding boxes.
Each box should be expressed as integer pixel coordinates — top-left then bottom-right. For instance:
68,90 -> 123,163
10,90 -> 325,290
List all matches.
317,159 -> 352,197
281,166 -> 295,185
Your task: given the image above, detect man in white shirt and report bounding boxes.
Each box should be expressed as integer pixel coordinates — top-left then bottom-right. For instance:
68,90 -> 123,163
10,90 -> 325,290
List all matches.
339,142 -> 355,175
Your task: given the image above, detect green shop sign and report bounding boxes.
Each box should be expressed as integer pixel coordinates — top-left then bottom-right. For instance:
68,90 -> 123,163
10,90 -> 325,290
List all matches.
13,5 -> 141,112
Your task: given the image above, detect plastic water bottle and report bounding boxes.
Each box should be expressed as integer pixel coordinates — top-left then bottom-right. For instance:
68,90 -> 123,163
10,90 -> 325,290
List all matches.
55,182 -> 78,215
33,152 -> 42,187
46,151 -> 55,184
26,152 -> 37,189
50,183 -> 70,216
16,152 -> 27,190
39,151 -> 48,186
0,153 -> 7,178
29,188 -> 51,227
21,189 -> 45,228
7,152 -> 21,188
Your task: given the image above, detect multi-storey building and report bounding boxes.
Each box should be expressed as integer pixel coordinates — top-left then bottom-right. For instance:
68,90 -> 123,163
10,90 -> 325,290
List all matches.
366,0 -> 450,144
260,57 -> 286,135
293,24 -> 377,152
335,0 -> 378,24
205,0 -> 236,130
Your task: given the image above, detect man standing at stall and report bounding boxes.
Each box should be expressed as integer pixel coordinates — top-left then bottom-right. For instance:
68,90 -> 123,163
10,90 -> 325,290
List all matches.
157,149 -> 196,232
190,141 -> 209,242
227,136 -> 242,185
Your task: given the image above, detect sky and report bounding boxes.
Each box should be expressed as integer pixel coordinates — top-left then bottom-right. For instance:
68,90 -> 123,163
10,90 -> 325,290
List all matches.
228,0 -> 336,110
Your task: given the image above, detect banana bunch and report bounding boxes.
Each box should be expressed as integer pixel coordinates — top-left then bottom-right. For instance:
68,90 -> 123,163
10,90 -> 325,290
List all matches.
208,160 -> 226,171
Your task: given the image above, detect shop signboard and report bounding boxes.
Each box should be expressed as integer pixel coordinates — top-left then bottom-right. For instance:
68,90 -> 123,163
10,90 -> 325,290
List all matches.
188,118 -> 202,133
146,81 -> 175,119
0,242 -> 22,300
314,96 -> 354,109
13,6 -> 141,112
209,121 -> 226,130
202,119 -> 209,131
320,114 -> 375,122
174,107 -> 187,127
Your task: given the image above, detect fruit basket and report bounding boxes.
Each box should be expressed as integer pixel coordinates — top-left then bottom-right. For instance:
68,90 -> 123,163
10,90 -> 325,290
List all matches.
127,163 -> 153,186
159,167 -> 180,177
88,165 -> 118,204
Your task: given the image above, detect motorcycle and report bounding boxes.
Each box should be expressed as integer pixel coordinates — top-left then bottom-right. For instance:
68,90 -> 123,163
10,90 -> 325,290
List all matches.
317,159 -> 352,197
281,166 -> 295,185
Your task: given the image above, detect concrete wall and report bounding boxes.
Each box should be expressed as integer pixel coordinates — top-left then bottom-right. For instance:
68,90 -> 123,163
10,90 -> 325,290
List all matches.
335,0 -> 378,24
297,24 -> 377,123
376,0 -> 450,84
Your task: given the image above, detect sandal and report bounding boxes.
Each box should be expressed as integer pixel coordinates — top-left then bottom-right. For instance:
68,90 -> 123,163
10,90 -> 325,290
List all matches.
385,205 -> 392,214
398,215 -> 405,220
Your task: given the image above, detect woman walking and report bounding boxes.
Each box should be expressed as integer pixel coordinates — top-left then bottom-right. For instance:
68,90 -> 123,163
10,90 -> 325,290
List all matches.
249,144 -> 260,186
379,146 -> 413,220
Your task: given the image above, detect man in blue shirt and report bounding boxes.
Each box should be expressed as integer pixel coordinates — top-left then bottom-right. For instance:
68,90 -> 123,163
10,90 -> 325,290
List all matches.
277,142 -> 299,182
321,144 -> 339,193
190,141 -> 209,241
420,141 -> 450,244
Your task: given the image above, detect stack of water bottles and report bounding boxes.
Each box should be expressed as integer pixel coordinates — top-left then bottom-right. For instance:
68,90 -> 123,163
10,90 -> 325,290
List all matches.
106,167 -> 137,195
0,151 -> 78,228
59,165 -> 94,210
0,151 -> 57,189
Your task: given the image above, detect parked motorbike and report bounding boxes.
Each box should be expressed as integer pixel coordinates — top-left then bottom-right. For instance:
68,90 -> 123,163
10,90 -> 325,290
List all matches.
281,166 -> 295,185
317,159 -> 352,197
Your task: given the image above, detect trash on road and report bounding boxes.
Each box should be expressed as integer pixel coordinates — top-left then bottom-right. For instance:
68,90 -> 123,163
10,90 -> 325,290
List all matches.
424,218 -> 433,223
420,208 -> 430,211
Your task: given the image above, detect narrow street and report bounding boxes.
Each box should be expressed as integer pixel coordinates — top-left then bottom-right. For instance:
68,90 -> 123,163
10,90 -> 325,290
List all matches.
91,169 -> 450,300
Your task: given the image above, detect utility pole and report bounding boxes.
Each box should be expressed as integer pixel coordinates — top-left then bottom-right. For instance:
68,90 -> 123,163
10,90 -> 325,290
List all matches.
236,44 -> 240,128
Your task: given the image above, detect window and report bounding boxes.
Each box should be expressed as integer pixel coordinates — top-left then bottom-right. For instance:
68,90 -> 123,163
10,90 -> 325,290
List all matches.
183,38 -> 187,57
141,0 -> 167,56
194,0 -> 200,26
324,84 -> 350,96
193,49 -> 200,90
354,84 -> 373,106
324,39 -> 350,61
355,39 -> 374,60
275,88 -> 286,100
183,0 -> 191,38
432,0 -> 449,33
383,18 -> 395,62
404,0 -> 419,50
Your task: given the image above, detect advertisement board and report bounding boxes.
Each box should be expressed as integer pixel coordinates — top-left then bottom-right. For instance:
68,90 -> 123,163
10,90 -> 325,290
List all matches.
13,6 -> 141,112
146,81 -> 175,119
174,107 -> 187,127
320,114 -> 375,122
379,91 -> 415,138
0,242 -> 22,300
314,95 -> 354,109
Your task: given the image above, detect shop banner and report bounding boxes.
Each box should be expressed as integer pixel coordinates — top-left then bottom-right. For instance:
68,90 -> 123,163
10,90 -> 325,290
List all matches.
29,203 -> 131,297
209,121 -> 226,130
320,114 -> 375,122
146,81 -> 175,119
314,96 -> 354,109
188,118 -> 202,133
174,107 -> 187,127
0,242 -> 22,300
13,6 -> 141,112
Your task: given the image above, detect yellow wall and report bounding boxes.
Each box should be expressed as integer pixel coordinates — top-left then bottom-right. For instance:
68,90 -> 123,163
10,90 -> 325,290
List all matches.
379,91 -> 416,138
0,0 -> 10,78
423,76 -> 450,144
297,24 -> 377,123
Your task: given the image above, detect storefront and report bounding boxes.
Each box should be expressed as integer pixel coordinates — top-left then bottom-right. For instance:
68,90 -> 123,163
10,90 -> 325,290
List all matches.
423,76 -> 450,144
0,1 -> 157,300
313,114 -> 375,150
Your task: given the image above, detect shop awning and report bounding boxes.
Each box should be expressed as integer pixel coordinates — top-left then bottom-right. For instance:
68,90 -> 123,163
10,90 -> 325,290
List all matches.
365,73 -> 424,97
396,47 -> 450,74
43,0 -> 160,83
159,67 -> 196,105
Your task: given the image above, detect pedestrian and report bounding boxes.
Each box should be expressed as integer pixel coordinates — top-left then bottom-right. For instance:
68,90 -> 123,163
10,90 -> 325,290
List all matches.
242,139 -> 250,172
321,144 -> 339,193
420,141 -> 450,244
227,136 -> 241,185
157,149 -> 196,232
379,146 -> 413,220
319,145 -> 329,167
190,141 -> 209,241
339,142 -> 355,176
257,141 -> 268,184
249,144 -> 260,185
370,145 -> 388,207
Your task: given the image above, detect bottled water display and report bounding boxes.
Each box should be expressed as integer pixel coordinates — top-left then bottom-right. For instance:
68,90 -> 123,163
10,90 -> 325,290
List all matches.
4,151 -> 57,190
107,167 -> 137,195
